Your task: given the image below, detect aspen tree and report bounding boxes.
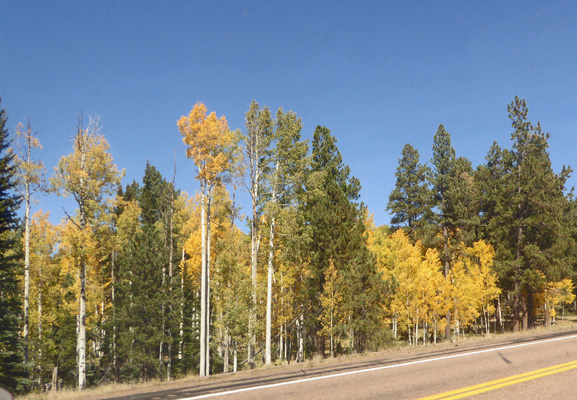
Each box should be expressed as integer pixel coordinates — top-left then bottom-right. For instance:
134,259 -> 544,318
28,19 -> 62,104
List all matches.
178,102 -> 233,376
12,120 -> 45,364
240,100 -> 273,366
51,116 -> 122,390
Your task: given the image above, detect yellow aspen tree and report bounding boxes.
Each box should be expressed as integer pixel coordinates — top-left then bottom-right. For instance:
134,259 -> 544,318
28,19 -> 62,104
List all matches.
421,248 -> 448,343
538,278 -> 575,327
449,239 -> 499,338
51,116 -> 122,390
319,260 -> 343,357
12,120 -> 45,363
379,230 -> 422,342
27,211 -> 59,384
178,102 -> 233,377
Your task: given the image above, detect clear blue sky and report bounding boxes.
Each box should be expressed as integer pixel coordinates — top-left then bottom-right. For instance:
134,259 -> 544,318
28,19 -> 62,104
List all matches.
2,1 -> 577,228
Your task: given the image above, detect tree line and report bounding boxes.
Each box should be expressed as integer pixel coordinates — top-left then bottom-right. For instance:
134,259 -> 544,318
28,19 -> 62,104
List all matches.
0,96 -> 575,394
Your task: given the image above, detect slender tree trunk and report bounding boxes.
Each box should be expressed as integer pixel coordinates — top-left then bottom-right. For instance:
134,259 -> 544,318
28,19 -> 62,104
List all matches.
443,225 -> 451,341
37,269 -> 42,385
111,251 -> 117,378
249,181 -> 259,367
233,341 -> 238,372
179,249 -> 185,361
78,258 -> 87,390
223,328 -> 229,373
296,314 -> 304,363
206,191 -> 212,375
167,160 -> 176,381
23,182 -> 30,363
265,213 -> 275,365
199,180 -> 207,377
78,202 -> 87,391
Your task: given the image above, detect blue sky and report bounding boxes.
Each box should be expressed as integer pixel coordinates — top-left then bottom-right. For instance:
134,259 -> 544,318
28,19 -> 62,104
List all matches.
1,1 -> 577,228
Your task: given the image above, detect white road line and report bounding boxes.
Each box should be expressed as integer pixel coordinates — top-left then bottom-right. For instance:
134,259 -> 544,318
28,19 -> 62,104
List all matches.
179,334 -> 577,400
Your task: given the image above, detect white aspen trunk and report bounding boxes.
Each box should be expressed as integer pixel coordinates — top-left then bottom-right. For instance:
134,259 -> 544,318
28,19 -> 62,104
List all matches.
444,224 -> 451,342
37,272 -> 42,385
179,249 -> 185,361
265,213 -> 275,365
78,198 -> 87,390
407,300 -> 411,346
78,261 -> 86,390
415,308 -> 419,346
330,301 -> 334,357
111,251 -> 117,372
434,317 -> 437,344
233,341 -> 238,372
199,180 -> 207,377
393,314 -> 397,339
23,182 -> 30,363
279,324 -> 283,361
223,329 -> 229,373
297,314 -> 304,363
249,185 -> 258,367
205,192 -> 212,376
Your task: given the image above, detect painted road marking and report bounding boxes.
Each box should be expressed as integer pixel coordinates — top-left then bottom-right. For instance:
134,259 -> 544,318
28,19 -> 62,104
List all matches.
179,334 -> 577,399
418,360 -> 577,399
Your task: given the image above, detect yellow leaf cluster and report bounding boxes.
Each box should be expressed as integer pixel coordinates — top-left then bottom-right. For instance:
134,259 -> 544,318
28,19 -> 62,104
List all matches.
178,102 -> 233,183
372,229 -> 500,342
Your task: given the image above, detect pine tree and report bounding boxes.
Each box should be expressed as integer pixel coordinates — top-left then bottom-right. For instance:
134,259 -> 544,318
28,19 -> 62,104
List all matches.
387,143 -> 431,241
303,126 -> 383,355
487,97 -> 574,331
0,99 -> 27,393
430,124 -> 456,340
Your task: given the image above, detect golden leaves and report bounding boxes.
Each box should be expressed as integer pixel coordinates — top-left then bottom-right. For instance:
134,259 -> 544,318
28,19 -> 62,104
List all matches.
178,102 -> 233,183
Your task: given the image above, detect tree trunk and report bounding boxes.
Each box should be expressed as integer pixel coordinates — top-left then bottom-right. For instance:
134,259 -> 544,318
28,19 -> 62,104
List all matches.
78,259 -> 87,390
223,328 -> 229,373
205,191 -> 212,376
111,251 -> 117,378
444,225 -> 451,341
265,213 -> 275,365
199,180 -> 207,377
23,183 -> 30,363
249,182 -> 259,367
179,249 -> 185,361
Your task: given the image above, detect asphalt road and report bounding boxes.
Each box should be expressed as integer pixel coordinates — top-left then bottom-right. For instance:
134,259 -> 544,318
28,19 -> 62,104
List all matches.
98,328 -> 577,400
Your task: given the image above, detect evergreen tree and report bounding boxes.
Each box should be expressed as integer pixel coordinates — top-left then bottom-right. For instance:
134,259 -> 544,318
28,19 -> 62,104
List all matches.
446,156 -> 480,245
387,143 -> 431,241
430,124 -> 456,340
303,126 -> 383,355
0,99 -> 26,393
487,97 -> 574,331
114,163 -> 180,381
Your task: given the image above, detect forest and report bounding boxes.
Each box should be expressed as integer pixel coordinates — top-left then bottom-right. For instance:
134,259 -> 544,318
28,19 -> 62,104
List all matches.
0,96 -> 576,394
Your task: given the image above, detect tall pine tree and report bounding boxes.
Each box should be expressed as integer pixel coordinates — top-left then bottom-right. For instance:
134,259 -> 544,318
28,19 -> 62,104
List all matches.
0,99 -> 26,393
303,126 -> 383,355
487,97 -> 574,331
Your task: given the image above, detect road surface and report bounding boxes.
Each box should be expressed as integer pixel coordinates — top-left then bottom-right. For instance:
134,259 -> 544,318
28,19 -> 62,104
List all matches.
99,328 -> 577,400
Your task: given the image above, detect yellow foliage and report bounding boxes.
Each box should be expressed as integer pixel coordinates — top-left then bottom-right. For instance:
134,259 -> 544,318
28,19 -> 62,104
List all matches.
177,102 -> 233,184
536,278 -> 575,319
372,229 -> 499,342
